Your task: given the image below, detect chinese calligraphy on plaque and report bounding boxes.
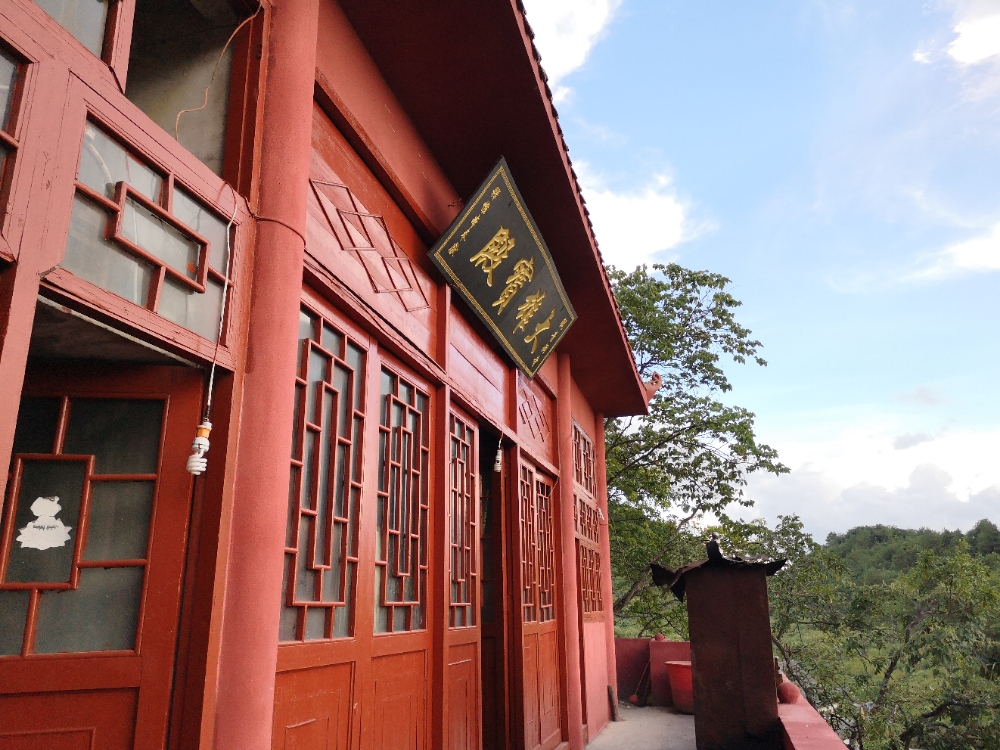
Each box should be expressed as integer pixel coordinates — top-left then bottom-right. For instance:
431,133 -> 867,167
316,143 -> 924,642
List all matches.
429,158 -> 577,377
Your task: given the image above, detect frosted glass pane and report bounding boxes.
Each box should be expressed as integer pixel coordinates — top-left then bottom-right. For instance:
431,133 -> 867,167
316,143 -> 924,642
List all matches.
34,0 -> 109,57
12,397 -> 61,455
173,188 -> 229,272
0,590 -> 29,655
279,555 -> 298,640
62,195 -> 153,307
122,198 -> 198,279
64,398 -> 163,475
83,481 -> 154,561
6,459 -> 86,584
305,607 -> 325,640
0,48 -> 17,130
35,567 -> 144,653
77,124 -> 161,201
158,276 -> 223,341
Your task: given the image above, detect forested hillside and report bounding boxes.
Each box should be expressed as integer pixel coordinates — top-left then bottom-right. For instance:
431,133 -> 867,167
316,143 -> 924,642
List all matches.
824,519 -> 1000,583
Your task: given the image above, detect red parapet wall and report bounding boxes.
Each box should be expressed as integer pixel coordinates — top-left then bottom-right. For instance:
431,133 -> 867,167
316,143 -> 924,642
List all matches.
777,689 -> 845,749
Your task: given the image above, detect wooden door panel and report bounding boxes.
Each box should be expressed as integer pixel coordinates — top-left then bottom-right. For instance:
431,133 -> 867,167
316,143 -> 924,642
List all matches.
447,644 -> 479,750
537,630 -> 561,749
522,633 -> 540,750
0,689 -> 137,750
272,663 -> 353,750
513,462 -> 562,750
480,636 -> 499,750
371,650 -> 426,750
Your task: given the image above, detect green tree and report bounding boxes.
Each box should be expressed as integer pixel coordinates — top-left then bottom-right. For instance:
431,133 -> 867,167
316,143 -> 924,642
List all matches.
772,542 -> 1000,749
606,263 -> 787,623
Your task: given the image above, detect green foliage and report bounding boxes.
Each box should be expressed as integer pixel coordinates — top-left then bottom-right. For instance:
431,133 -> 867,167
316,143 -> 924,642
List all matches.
603,262 -> 1000,748
825,520 -> 1000,583
605,264 -> 787,620
772,529 -> 1000,749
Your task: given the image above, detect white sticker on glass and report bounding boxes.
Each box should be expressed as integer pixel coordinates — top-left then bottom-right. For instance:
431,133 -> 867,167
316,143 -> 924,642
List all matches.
16,496 -> 73,550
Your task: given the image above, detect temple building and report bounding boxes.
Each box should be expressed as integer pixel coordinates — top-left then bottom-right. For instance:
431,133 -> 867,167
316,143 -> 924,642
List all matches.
0,1 -> 650,748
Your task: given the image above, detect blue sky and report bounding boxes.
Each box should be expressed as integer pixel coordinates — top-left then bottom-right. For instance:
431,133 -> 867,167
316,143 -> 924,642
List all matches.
522,0 -> 1000,540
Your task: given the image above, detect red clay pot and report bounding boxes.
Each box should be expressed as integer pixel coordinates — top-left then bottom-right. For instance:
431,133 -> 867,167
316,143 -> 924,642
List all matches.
664,661 -> 694,714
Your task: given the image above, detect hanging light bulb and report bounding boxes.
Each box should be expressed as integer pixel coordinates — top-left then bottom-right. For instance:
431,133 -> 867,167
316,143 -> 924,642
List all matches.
493,443 -> 503,473
186,420 -> 212,476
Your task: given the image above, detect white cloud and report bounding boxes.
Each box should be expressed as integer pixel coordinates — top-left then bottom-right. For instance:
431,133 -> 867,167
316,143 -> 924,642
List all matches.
911,222 -> 1000,280
739,417 -> 1000,539
948,13 -> 1000,65
575,164 -> 698,271
521,0 -> 622,99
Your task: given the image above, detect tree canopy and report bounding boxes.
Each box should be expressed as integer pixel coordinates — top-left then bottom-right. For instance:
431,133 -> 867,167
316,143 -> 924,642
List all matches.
605,263 -> 786,622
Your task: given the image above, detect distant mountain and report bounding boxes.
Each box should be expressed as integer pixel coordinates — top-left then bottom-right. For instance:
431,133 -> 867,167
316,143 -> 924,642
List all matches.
823,519 -> 1000,584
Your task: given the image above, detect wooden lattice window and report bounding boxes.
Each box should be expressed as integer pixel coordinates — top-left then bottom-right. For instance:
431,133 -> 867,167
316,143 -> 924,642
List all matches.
574,496 -> 600,545
449,414 -> 477,628
375,368 -> 430,632
519,465 -> 538,623
572,424 -> 596,496
520,465 -> 556,624
279,306 -> 366,641
0,45 -> 23,243
60,120 -> 235,343
577,545 -> 603,615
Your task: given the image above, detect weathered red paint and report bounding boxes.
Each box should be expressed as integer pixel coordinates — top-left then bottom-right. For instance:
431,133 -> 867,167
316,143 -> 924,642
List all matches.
0,1 -> 648,748
556,353 -> 585,749
212,1 -> 320,748
778,702 -> 847,750
686,566 -> 782,750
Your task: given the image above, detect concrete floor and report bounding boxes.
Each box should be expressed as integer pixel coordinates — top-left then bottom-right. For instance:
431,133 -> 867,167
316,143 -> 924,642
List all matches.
587,705 -> 697,750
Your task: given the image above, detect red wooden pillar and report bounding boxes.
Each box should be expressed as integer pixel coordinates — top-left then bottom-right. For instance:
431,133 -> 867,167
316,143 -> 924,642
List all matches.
594,413 -> 618,706
556,354 -> 585,749
213,1 -> 319,747
0,62 -> 70,502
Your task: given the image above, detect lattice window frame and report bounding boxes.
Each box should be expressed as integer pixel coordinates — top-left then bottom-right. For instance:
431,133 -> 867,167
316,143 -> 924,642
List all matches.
448,413 -> 478,628
374,367 -> 430,633
280,305 -> 366,642
572,423 -> 596,496
577,544 -> 603,615
520,464 -> 557,624
519,464 -> 539,623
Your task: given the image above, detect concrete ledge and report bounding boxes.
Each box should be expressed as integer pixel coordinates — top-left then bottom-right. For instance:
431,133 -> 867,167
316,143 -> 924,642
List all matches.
778,702 -> 845,749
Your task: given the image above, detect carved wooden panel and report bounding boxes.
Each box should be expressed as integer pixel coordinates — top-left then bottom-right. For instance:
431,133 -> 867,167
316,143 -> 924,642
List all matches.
572,423 -> 596,496
280,304 -> 366,641
577,544 -> 603,615
449,414 -> 477,628
374,369 -> 430,632
516,373 -> 554,464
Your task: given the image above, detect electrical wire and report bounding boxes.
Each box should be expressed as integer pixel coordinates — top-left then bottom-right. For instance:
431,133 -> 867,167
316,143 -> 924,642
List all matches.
174,6 -> 262,143
203,182 -> 238,422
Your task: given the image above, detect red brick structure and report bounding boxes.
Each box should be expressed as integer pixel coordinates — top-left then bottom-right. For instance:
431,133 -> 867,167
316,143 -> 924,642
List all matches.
0,1 -> 647,748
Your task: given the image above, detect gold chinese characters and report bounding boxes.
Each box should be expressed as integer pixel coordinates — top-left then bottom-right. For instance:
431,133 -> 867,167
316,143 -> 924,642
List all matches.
524,310 -> 556,354
513,289 -> 546,332
471,227 -> 516,286
492,257 -> 535,314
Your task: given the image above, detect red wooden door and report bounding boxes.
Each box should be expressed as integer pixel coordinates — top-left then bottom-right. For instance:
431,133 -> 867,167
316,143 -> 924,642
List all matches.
0,363 -> 202,750
446,407 -> 480,750
272,293 -> 436,750
513,460 -> 562,750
